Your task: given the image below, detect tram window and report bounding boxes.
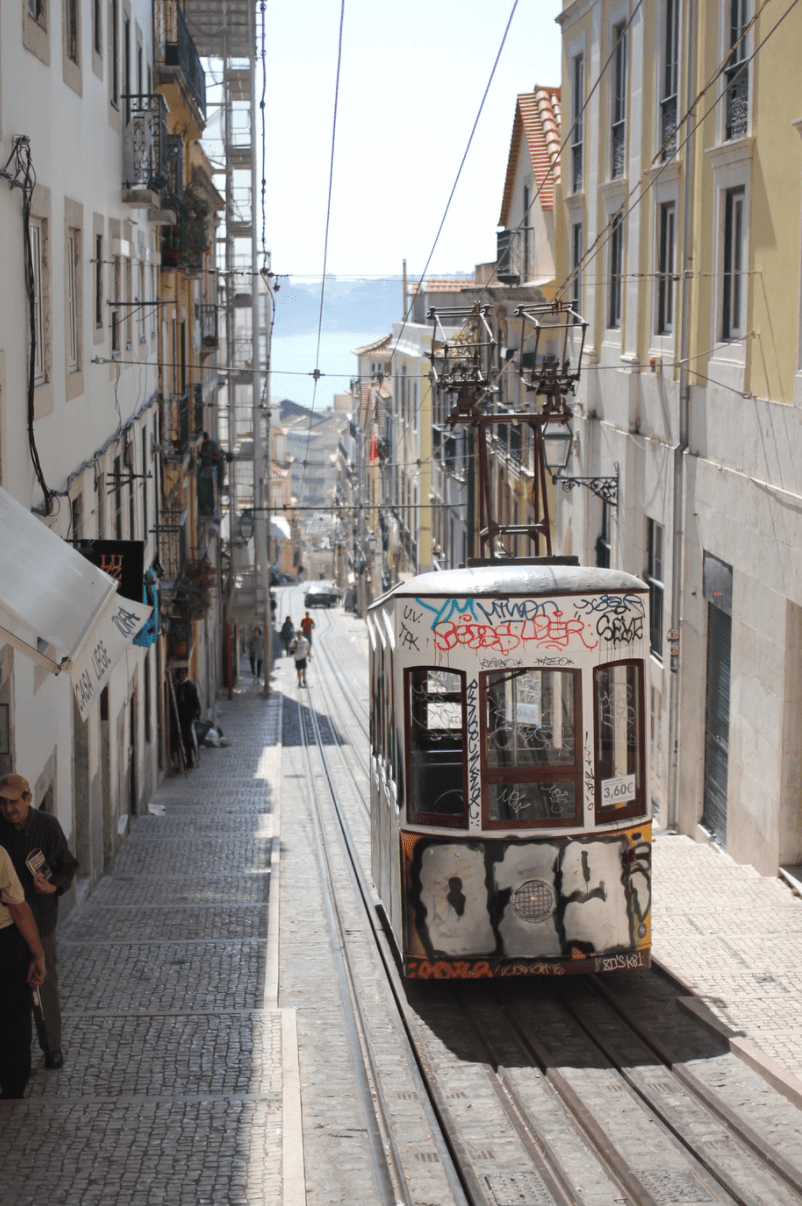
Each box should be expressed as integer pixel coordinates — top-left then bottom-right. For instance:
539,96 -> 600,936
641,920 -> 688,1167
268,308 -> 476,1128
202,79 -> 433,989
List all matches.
406,668 -> 468,827
486,670 -> 576,767
482,669 -> 581,827
594,661 -> 645,818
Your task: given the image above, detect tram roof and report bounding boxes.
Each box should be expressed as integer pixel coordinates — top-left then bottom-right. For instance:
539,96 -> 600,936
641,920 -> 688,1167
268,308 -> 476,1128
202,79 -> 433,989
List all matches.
372,563 -> 647,605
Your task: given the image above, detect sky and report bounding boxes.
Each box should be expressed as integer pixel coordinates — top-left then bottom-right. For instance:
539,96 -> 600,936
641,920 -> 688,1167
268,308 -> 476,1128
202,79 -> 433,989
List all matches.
262,0 -> 562,282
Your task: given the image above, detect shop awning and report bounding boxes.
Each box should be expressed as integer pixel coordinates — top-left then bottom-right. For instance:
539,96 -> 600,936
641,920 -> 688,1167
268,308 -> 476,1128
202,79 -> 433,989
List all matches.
0,487 -> 151,719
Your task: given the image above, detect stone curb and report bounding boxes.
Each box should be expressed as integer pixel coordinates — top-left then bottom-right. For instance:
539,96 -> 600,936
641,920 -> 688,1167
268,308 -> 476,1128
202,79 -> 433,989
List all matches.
652,954 -> 802,1112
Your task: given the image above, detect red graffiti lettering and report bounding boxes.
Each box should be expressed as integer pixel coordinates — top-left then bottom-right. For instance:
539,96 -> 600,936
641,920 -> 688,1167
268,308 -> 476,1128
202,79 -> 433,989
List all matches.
432,611 -> 598,654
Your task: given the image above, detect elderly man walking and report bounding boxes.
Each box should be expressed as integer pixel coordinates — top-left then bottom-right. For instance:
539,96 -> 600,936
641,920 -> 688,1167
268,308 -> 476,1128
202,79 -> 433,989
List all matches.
0,774 -> 78,1071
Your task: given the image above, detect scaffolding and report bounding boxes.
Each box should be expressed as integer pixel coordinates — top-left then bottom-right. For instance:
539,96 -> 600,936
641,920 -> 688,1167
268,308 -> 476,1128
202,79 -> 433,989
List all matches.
185,2 -> 270,643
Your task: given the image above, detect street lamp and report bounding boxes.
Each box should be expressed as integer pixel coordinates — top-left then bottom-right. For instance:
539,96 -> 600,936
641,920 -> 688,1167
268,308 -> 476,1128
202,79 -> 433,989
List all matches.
542,421 -> 619,506
541,421 -> 573,478
238,509 -> 255,543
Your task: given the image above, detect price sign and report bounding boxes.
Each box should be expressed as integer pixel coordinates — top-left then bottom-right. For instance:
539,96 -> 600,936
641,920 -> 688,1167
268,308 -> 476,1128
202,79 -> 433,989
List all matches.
601,773 -> 636,808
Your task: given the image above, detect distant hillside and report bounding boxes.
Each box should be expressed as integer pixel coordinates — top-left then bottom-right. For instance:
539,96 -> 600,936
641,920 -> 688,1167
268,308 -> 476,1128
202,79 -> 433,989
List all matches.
273,277 -> 406,335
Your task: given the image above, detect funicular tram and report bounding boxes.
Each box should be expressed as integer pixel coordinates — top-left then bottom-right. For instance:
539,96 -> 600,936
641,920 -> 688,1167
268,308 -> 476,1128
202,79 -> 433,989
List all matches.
368,300 -> 650,978
368,561 -> 651,979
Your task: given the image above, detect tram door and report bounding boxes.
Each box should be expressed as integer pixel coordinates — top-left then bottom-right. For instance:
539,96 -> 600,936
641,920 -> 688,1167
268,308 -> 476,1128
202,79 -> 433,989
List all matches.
702,554 -> 733,845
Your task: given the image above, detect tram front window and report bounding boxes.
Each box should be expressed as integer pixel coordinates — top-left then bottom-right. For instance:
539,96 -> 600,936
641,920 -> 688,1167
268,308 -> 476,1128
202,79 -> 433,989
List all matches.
483,669 -> 581,825
407,668 -> 467,824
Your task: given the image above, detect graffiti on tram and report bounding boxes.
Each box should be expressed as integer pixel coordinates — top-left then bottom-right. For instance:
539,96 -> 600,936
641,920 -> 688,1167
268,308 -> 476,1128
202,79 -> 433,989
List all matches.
402,824 -> 651,967
413,593 -> 646,656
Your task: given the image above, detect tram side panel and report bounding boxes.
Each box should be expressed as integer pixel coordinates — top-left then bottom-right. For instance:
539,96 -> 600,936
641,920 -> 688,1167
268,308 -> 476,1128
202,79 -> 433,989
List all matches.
368,611 -> 404,940
370,576 -> 652,978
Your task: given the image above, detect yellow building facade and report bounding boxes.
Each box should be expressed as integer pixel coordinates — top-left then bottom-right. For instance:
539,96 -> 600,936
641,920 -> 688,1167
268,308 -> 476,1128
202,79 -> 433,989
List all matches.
555,0 -> 802,876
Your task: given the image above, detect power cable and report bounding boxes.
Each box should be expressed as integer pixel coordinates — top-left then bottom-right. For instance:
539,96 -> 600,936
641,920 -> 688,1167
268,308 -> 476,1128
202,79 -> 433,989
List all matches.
389,0 -> 520,367
298,0 -> 346,506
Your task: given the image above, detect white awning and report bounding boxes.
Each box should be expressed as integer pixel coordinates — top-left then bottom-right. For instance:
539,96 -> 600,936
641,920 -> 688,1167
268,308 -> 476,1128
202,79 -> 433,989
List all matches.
270,516 -> 292,542
0,488 -> 151,717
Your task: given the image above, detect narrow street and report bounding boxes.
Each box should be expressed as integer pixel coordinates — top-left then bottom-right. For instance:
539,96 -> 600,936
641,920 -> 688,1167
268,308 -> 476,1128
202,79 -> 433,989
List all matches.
4,590 -> 802,1206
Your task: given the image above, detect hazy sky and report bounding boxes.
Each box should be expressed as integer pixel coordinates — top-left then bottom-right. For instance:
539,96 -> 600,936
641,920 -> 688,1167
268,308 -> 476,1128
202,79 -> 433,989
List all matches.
263,0 -> 562,282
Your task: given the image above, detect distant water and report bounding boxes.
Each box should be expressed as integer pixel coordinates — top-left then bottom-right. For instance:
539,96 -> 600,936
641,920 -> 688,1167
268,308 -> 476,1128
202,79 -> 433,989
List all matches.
269,331 -> 387,414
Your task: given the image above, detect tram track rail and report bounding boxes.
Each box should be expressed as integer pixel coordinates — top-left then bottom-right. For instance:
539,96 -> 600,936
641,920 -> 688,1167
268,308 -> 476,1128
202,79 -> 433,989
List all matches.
289,604 -> 802,1206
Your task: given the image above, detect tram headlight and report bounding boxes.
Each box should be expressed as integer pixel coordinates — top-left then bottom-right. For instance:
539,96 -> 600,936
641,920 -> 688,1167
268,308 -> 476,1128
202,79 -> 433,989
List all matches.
512,879 -> 556,924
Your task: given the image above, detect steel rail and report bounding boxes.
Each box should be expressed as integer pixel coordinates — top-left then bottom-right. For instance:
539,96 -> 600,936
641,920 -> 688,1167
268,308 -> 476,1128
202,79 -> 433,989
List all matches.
588,977 -> 802,1201
293,688 -> 404,1206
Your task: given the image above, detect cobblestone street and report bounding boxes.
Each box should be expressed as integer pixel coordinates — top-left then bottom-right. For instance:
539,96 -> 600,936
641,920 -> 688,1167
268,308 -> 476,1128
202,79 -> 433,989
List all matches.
4,602 -> 802,1205
0,676 -> 287,1206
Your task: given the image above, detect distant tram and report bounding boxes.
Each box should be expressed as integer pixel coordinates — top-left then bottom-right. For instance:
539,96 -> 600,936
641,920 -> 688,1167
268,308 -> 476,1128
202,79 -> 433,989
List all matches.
368,560 -> 651,979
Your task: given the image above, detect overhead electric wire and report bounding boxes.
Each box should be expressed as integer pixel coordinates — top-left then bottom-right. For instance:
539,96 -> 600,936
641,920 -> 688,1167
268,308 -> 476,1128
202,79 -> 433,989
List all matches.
399,1 -> 643,438
298,0 -> 346,506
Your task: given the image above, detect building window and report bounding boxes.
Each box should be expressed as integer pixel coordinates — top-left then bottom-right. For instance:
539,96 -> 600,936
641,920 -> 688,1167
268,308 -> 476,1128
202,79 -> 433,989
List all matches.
110,0 -> 119,107
596,501 -> 612,568
28,0 -> 47,27
125,256 -> 133,349
113,455 -> 124,539
522,183 -> 531,279
571,53 -> 584,192
645,518 -> 664,659
571,222 -> 583,319
611,21 -> 627,179
71,494 -> 83,540
93,0 -> 102,55
725,0 -> 749,140
661,0 -> 679,160
111,256 -> 120,355
138,262 -> 146,343
722,186 -> 745,340
29,219 -> 47,386
657,202 -> 676,335
66,0 -> 79,62
95,235 -> 104,328
608,212 -> 624,329
123,15 -> 131,123
67,228 -> 80,372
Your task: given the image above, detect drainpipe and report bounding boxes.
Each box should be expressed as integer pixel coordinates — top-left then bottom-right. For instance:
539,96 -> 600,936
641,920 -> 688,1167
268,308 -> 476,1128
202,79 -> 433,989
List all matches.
666,0 -> 697,831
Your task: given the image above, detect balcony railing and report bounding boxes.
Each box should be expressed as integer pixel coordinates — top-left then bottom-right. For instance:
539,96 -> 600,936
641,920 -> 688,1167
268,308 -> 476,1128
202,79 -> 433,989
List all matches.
154,0 -> 206,120
123,94 -> 169,192
198,303 -> 219,348
660,95 -> 678,161
193,383 -> 204,434
163,393 -> 191,463
611,120 -> 626,178
496,227 -> 533,285
725,65 -> 748,140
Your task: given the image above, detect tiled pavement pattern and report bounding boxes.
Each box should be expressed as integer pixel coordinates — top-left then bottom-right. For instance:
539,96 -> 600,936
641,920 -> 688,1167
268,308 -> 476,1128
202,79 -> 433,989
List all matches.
0,673 -> 284,1206
652,828 -> 802,1079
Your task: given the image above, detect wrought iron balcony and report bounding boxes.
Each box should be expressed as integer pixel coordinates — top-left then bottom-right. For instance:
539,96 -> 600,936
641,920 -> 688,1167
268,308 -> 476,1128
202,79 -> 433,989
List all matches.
154,0 -> 206,121
496,226 -> 533,285
198,303 -> 219,348
611,120 -> 626,178
660,95 -> 678,161
163,393 -> 191,463
725,64 -> 748,141
122,94 -> 169,196
571,141 -> 583,193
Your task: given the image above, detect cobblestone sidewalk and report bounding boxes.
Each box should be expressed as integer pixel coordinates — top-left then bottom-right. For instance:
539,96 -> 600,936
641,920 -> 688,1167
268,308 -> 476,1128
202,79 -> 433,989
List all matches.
652,828 -> 802,1082
0,674 -> 286,1206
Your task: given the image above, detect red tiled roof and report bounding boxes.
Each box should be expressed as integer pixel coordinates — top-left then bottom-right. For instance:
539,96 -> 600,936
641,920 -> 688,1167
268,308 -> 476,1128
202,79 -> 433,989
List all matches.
408,278 -> 475,294
352,334 -> 393,357
499,85 -> 561,225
